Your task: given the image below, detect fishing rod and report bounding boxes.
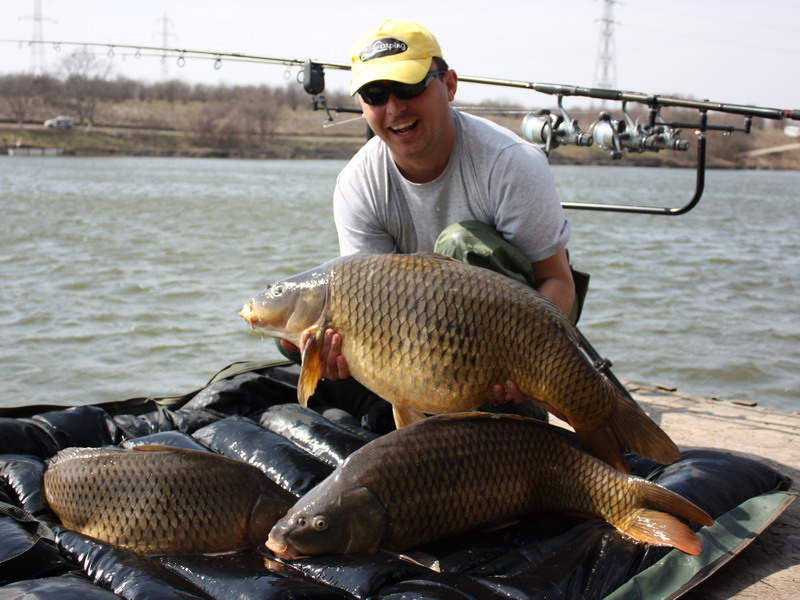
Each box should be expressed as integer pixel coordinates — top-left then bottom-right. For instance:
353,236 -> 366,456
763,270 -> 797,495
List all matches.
7,39 -> 796,121
0,39 -> 351,72
6,40 -> 798,214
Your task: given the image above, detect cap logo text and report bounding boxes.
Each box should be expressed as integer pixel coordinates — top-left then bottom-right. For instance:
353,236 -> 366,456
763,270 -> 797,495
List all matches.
359,37 -> 408,62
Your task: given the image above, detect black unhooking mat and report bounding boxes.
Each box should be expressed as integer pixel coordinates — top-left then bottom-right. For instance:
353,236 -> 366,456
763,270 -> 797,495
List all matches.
0,361 -> 794,600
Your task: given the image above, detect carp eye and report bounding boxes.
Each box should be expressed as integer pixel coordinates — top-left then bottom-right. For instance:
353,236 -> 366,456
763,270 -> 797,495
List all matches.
312,516 -> 329,531
271,285 -> 284,297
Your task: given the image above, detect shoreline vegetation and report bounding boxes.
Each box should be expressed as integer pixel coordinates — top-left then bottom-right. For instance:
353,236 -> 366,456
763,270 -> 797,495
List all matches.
2,72 -> 798,168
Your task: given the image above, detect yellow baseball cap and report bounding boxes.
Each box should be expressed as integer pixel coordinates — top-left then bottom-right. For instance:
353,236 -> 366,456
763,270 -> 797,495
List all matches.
350,20 -> 443,95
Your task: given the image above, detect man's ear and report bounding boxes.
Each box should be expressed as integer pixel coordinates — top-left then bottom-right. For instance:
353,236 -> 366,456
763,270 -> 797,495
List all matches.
445,71 -> 458,101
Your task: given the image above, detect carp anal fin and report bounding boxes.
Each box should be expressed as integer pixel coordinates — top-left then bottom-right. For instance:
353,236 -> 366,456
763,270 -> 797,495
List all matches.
392,404 -> 428,429
298,327 -> 324,407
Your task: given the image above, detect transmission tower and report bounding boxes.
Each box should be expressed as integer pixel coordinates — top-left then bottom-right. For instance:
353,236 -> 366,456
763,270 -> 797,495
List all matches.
594,0 -> 617,103
156,12 -> 176,79
20,0 -> 49,76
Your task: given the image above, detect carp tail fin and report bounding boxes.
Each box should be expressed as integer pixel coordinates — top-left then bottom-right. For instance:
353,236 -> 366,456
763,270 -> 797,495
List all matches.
615,479 -> 714,555
613,391 -> 682,465
577,389 -> 681,472
618,508 -> 704,555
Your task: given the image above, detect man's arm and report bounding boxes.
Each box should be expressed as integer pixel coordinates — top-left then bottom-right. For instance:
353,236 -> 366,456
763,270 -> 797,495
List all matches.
530,248 -> 575,317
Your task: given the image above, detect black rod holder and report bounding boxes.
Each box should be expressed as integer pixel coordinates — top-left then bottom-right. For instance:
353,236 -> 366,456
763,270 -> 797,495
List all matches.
560,133 -> 707,215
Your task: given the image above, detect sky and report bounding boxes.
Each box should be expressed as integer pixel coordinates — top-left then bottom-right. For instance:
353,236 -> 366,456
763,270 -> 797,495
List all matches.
1,0 -> 798,115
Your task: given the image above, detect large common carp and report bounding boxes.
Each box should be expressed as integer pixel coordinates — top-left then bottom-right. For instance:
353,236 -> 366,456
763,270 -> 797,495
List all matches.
239,253 -> 680,472
266,413 -> 713,559
43,446 -> 297,554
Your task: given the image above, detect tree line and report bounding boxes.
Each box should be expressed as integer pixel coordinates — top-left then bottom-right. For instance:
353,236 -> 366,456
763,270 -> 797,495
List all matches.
1,50 -> 778,163
0,50 -> 355,143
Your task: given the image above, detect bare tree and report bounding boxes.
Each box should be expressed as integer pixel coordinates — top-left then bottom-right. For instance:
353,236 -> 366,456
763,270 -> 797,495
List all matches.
190,102 -> 242,149
237,86 -> 279,144
0,74 -> 37,126
59,50 -> 112,127
282,82 -> 303,111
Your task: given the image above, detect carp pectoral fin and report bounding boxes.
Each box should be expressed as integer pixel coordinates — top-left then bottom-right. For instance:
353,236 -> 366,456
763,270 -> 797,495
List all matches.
618,508 -> 704,556
392,405 -> 427,429
298,328 -> 323,407
391,551 -> 441,571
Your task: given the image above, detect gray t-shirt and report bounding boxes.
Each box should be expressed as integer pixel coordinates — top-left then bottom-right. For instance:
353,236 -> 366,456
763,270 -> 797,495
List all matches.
333,109 -> 569,262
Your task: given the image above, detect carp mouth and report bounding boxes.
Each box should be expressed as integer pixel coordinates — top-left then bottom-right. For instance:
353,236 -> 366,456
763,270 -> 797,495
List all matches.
238,302 -> 259,328
265,536 -> 303,560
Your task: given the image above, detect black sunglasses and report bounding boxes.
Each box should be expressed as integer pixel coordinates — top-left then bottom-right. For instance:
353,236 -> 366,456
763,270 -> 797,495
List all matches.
357,70 -> 447,106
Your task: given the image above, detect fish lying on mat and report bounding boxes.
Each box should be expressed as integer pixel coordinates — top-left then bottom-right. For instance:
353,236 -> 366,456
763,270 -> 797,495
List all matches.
240,252 -> 679,472
266,413 -> 713,559
43,446 -> 296,554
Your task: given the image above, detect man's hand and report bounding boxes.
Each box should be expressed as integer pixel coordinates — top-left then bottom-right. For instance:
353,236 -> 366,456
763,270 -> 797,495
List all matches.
486,380 -> 528,405
281,330 -> 350,380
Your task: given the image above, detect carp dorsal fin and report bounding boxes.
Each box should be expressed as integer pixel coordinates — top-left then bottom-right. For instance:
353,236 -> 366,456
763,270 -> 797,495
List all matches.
298,326 -> 323,407
131,445 -> 176,452
392,404 -> 428,428
414,252 -> 461,263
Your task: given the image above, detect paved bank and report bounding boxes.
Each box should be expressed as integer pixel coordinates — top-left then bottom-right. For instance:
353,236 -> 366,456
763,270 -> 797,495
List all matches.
628,385 -> 799,599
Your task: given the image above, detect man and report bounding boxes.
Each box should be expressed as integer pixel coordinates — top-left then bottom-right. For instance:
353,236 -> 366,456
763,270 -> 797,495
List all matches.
286,19 -> 576,408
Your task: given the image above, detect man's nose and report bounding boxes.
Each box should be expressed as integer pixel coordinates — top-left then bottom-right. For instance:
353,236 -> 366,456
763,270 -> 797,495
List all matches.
384,92 -> 408,115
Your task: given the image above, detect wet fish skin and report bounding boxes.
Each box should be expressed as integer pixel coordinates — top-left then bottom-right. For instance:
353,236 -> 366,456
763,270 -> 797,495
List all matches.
240,253 -> 680,472
266,413 -> 713,559
44,446 -> 297,554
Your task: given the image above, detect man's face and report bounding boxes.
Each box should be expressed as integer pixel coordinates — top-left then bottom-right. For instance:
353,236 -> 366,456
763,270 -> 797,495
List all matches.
357,69 -> 457,167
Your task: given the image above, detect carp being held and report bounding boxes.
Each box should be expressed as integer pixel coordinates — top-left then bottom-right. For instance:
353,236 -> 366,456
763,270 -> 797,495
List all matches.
267,413 -> 713,559
43,446 -> 297,554
240,252 -> 680,472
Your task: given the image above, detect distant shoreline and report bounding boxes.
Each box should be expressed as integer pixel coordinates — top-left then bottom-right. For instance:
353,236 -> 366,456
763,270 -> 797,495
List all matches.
2,118 -> 798,169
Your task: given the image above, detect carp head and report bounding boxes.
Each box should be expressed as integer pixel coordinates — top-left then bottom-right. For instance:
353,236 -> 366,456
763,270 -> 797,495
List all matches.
266,483 -> 388,559
239,265 -> 330,347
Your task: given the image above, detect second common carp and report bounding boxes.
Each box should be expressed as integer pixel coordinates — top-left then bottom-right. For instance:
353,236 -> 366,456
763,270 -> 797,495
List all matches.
240,253 -> 680,472
266,413 -> 713,559
43,446 -> 297,554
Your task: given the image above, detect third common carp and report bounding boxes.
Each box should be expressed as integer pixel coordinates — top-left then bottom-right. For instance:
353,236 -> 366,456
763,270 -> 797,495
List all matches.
44,446 -> 297,554
266,413 -> 713,559
240,253 -> 680,472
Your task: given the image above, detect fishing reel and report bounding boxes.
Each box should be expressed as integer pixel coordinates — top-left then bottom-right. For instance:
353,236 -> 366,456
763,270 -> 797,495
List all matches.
590,102 -> 690,159
521,96 -> 593,155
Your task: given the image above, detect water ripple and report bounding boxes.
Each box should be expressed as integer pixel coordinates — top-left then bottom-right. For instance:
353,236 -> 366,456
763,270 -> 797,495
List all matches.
1,158 -> 797,411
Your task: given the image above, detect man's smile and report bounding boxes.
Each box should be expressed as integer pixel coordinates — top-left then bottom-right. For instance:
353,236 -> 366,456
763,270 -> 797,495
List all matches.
389,119 -> 419,135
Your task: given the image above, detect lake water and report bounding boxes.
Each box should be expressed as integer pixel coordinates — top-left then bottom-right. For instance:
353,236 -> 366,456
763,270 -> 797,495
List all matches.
1,156 -> 798,412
